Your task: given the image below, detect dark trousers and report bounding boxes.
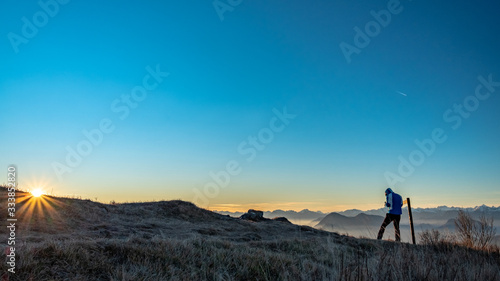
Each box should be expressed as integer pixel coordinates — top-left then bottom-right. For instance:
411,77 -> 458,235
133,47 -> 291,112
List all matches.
377,213 -> 401,242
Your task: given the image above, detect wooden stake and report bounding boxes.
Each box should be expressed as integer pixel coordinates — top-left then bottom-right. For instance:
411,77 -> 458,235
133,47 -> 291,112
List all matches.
406,197 -> 416,244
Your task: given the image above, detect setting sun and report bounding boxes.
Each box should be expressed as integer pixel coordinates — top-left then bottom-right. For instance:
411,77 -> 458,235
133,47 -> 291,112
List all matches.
31,189 -> 45,197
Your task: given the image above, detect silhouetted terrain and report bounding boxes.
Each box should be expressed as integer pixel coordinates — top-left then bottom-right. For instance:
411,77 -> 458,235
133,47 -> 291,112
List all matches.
1,186 -> 499,280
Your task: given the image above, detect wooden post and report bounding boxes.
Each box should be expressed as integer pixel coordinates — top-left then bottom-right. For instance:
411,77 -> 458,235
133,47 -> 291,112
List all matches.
406,197 -> 416,244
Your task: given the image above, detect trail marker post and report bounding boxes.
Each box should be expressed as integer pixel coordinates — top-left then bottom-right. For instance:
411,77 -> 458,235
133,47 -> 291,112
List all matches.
403,197 -> 416,244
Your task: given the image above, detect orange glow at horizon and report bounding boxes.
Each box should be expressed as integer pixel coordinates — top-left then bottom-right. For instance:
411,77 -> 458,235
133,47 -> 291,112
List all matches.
208,202 -> 386,213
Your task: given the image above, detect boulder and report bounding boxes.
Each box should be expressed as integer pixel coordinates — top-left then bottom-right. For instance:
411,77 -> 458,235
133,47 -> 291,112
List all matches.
239,209 -> 266,221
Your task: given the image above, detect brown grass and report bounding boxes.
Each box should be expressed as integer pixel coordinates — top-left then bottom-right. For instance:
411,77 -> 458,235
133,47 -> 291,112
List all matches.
1,186 -> 499,280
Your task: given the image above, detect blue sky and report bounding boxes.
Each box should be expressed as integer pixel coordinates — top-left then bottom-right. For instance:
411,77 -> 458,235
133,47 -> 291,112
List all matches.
1,0 -> 499,212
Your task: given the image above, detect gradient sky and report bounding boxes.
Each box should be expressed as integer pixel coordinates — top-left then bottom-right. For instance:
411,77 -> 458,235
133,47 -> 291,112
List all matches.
1,0 -> 499,212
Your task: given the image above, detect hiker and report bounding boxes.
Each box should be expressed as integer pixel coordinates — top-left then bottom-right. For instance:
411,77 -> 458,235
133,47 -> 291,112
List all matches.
377,188 -> 403,242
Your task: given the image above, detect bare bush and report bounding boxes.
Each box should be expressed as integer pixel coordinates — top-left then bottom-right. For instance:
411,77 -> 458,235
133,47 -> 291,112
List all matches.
420,229 -> 442,245
455,210 -> 475,248
455,210 -> 496,250
419,229 -> 455,246
476,214 -> 497,250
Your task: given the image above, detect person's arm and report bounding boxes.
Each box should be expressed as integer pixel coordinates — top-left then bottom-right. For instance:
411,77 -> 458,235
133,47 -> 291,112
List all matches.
386,193 -> 392,208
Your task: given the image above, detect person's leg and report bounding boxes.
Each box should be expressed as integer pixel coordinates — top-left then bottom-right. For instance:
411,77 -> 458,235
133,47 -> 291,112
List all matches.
377,214 -> 392,240
392,214 -> 401,242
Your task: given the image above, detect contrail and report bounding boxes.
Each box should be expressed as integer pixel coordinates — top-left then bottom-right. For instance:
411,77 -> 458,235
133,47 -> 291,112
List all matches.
397,91 -> 407,96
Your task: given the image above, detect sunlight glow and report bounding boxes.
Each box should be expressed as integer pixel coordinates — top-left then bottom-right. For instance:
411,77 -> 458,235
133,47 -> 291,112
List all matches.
31,189 -> 44,197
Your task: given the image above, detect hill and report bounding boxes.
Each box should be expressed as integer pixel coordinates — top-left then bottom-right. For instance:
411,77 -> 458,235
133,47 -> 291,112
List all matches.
0,188 -> 324,244
315,212 -> 385,239
316,213 -> 383,229
1,186 -> 499,280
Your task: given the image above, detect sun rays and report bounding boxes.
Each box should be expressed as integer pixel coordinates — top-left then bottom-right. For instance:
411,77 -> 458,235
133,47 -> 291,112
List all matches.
15,189 -> 68,231
13,177 -> 66,226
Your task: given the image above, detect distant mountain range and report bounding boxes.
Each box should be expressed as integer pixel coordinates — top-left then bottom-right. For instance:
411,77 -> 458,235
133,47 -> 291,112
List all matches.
217,205 -> 500,222
338,205 -> 500,221
215,205 -> 500,235
314,206 -> 500,242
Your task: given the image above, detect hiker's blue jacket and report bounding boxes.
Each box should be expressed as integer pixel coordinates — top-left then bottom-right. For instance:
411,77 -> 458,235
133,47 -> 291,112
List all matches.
385,188 -> 403,215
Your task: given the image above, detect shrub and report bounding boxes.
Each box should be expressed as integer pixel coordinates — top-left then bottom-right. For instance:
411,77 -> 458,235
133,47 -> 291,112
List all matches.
419,229 -> 455,246
454,210 -> 496,250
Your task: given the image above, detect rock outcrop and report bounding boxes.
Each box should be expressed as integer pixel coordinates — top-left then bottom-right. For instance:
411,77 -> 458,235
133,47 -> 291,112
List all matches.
239,209 -> 265,221
239,209 -> 291,223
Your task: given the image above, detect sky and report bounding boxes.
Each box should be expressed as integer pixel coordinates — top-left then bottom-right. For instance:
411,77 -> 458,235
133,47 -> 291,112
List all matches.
1,0 -> 499,212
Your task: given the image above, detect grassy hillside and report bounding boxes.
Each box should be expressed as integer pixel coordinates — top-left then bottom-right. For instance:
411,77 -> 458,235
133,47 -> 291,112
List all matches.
1,186 -> 499,280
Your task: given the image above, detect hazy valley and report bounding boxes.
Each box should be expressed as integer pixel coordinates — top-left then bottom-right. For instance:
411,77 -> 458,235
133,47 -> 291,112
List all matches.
217,205 -> 500,242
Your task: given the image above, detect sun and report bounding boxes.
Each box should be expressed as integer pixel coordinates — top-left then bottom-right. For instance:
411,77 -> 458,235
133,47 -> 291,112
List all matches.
31,189 -> 45,197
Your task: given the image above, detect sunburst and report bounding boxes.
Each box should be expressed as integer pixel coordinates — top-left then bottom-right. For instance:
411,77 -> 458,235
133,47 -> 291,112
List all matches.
15,187 -> 67,231
31,188 -> 44,197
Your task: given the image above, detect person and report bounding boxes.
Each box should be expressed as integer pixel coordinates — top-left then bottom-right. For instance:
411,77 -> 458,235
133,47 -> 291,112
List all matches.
377,188 -> 403,242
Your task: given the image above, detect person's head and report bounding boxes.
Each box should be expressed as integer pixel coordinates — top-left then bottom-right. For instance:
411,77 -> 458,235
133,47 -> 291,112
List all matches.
385,188 -> 393,196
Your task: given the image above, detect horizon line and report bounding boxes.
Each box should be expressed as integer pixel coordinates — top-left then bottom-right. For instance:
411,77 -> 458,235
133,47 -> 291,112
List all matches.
209,203 -> 500,214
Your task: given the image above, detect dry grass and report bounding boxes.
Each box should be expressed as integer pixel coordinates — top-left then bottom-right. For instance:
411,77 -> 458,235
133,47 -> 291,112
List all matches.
1,186 -> 499,280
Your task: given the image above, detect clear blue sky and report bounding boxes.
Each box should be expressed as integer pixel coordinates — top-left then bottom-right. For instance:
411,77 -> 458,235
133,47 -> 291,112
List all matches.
1,0 -> 499,212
